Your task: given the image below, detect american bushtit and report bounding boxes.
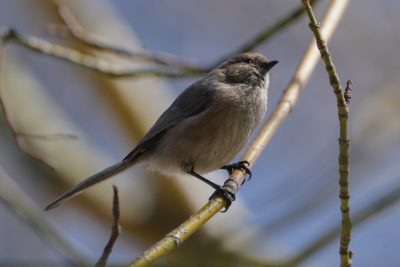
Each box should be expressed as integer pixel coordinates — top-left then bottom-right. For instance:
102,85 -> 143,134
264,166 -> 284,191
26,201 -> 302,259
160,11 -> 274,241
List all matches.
45,52 -> 278,211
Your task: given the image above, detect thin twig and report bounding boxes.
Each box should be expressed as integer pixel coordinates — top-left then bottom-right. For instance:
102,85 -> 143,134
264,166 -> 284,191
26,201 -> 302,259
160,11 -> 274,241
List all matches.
95,186 -> 121,267
0,29 -> 16,134
0,29 -> 57,168
130,1 -> 349,266
55,5 -> 205,72
0,28 -> 203,78
301,1 -> 352,266
0,29 -> 77,166
212,0 -> 320,67
234,0 -> 320,54
14,132 -> 78,140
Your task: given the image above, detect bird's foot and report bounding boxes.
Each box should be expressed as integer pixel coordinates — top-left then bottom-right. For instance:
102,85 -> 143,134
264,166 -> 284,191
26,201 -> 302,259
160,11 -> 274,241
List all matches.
188,168 -> 236,212
209,186 -> 236,212
221,160 -> 252,184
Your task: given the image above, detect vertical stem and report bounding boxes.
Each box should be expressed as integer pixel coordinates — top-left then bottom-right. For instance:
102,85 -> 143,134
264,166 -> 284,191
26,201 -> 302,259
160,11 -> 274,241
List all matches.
301,1 -> 352,266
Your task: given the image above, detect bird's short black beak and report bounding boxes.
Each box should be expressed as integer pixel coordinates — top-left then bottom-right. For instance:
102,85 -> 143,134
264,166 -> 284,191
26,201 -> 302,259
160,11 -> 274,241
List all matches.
262,60 -> 278,72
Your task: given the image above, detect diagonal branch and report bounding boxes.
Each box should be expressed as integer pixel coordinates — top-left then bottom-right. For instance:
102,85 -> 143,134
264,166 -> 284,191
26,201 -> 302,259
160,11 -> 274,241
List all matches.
0,168 -> 89,266
284,182 -> 400,266
233,0 -> 320,54
0,29 -> 89,265
54,4 -> 205,72
0,28 -> 203,78
301,0 -> 352,266
1,1 -> 320,80
53,2 -> 320,73
130,1 -> 349,266
0,28 -> 79,167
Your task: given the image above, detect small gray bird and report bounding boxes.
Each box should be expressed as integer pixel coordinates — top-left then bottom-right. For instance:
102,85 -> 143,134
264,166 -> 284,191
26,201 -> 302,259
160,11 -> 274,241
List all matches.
45,52 -> 278,211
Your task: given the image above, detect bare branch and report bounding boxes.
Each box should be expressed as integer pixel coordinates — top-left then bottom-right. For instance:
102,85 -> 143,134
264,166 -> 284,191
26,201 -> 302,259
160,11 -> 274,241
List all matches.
1,29 -> 58,167
95,186 -> 121,267
55,5 -> 205,72
0,28 -> 203,78
14,132 -> 78,140
0,167 -> 89,265
301,0 -> 352,266
234,0 -> 320,54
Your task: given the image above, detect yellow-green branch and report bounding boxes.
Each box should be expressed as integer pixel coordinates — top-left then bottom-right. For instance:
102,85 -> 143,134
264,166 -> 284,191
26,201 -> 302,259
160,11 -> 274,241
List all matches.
301,1 -> 352,266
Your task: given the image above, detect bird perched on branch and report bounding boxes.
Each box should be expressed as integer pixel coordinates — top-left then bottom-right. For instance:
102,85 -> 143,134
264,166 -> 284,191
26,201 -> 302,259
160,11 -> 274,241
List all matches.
45,52 -> 278,211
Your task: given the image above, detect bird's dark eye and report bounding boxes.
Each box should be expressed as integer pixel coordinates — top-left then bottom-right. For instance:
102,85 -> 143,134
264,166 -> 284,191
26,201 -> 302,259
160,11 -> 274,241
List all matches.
244,59 -> 253,64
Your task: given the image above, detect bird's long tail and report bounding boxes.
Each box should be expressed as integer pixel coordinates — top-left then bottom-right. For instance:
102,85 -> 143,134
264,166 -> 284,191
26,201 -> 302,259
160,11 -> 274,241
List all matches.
45,160 -> 133,211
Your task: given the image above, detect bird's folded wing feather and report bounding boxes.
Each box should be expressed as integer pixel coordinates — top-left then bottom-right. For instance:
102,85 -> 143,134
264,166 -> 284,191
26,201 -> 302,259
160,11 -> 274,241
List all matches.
123,78 -> 217,161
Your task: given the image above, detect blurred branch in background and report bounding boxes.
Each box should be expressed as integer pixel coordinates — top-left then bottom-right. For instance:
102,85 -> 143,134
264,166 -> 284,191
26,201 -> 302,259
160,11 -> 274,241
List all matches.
0,28 -> 192,78
0,167 -> 89,266
228,0 -> 320,58
130,0 -> 349,266
0,29 -> 58,168
301,1 -> 352,266
0,1 -> 321,80
0,24 -> 88,266
282,182 -> 400,267
53,4 -> 204,72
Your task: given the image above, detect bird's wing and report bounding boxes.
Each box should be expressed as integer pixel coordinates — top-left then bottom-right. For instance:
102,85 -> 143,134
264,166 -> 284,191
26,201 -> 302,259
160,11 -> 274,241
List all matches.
124,78 -> 216,161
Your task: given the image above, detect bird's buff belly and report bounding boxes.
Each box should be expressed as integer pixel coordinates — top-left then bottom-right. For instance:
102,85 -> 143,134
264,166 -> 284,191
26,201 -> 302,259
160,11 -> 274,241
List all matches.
146,111 -> 252,175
